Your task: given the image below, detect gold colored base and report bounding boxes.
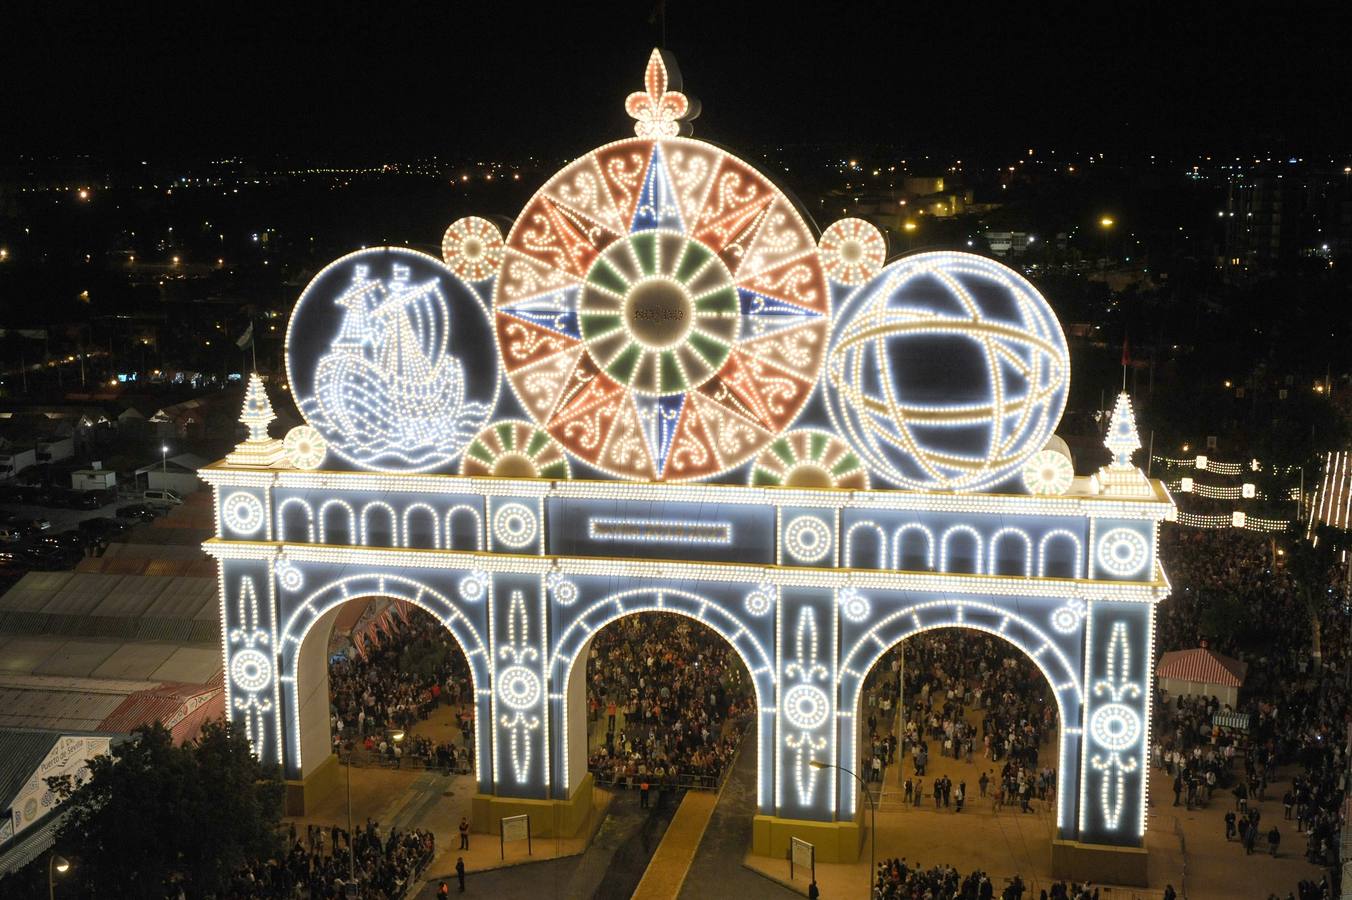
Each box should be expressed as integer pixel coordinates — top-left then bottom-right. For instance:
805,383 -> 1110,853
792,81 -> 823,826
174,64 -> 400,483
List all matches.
752,814 -> 863,863
284,752 -> 341,816
471,773 -> 594,838
1051,838 -> 1148,886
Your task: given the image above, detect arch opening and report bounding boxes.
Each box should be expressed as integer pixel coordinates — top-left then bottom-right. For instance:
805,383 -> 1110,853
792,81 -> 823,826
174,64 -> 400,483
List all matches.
575,611 -> 756,795
278,574 -> 489,794
850,627 -> 1065,866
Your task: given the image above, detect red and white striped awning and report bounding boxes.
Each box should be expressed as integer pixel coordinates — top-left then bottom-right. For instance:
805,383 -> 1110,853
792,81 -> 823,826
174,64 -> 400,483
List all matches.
1156,648 -> 1247,688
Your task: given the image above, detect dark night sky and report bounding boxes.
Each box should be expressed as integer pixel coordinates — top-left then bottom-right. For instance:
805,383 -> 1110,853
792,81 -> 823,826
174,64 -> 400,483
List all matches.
6,0 -> 1351,161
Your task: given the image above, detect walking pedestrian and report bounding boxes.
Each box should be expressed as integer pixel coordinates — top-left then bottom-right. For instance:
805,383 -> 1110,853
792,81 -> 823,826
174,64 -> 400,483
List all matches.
456,856 -> 466,892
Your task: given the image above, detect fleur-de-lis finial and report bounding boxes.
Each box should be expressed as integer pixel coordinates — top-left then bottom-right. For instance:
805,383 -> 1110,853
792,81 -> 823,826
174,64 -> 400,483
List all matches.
625,48 -> 696,138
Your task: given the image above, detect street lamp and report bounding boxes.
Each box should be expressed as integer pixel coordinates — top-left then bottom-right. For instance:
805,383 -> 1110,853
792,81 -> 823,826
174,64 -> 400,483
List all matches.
48,853 -> 70,900
1098,216 -> 1115,267
810,760 -> 873,899
161,444 -> 168,472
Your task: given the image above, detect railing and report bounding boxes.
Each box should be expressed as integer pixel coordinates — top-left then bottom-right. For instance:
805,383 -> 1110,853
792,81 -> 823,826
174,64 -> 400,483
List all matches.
591,763 -> 735,793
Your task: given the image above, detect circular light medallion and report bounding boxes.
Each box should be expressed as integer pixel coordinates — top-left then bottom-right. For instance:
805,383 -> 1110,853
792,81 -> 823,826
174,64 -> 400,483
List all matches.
442,216 -> 504,282
285,247 -> 498,473
825,252 -> 1070,492
745,583 -> 774,616
750,429 -> 869,490
818,218 -> 886,286
782,683 -> 830,730
460,420 -> 570,479
1023,449 -> 1074,495
839,588 -> 870,622
222,492 -> 264,535
496,665 -> 541,710
283,425 -> 328,470
231,648 -> 273,693
492,502 -> 538,549
1050,603 -> 1082,634
1097,528 -> 1148,576
493,137 -> 829,481
275,559 -> 304,592
1090,702 -> 1142,751
784,515 -> 832,563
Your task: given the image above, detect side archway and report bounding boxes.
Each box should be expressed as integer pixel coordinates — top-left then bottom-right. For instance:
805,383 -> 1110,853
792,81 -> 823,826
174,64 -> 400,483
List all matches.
838,597 -> 1084,833
275,572 -> 491,792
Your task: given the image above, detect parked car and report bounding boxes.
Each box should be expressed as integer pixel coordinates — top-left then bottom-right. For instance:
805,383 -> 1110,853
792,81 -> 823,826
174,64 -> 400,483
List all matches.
115,503 -> 157,523
0,526 -> 24,544
37,530 -> 87,553
15,544 -> 79,571
142,489 -> 183,509
0,513 -> 49,534
66,491 -> 103,510
78,517 -> 129,539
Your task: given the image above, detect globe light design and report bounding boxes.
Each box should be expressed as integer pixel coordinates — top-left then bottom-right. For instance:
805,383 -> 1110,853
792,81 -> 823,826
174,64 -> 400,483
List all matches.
442,216 -> 504,282
283,425 -> 327,470
1023,449 -> 1074,495
460,420 -> 570,479
749,428 -> 869,490
825,252 -> 1070,492
493,136 -> 829,482
818,218 -> 886,286
285,248 -> 498,473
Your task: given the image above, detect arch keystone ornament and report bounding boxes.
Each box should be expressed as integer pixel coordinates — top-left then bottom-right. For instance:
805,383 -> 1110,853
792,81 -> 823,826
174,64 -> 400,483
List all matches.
203,49 -> 1171,883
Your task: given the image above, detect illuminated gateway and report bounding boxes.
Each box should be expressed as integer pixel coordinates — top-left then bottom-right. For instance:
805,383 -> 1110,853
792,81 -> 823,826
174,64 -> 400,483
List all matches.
203,50 -> 1171,883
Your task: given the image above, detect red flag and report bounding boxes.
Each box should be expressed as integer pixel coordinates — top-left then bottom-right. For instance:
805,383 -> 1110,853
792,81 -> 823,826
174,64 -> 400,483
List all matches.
1121,333 -> 1131,367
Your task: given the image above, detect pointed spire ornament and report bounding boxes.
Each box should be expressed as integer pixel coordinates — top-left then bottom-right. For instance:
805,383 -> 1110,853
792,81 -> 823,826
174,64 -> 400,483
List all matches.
1098,392 -> 1151,496
240,373 -> 277,442
227,373 -> 286,467
1104,392 -> 1141,468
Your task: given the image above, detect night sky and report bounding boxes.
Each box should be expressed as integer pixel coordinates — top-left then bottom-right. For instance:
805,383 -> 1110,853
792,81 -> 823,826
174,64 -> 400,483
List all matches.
6,1 -> 1352,161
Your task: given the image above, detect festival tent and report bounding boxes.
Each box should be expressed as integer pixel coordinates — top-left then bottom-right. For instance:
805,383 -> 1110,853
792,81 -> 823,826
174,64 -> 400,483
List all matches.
1156,647 -> 1248,707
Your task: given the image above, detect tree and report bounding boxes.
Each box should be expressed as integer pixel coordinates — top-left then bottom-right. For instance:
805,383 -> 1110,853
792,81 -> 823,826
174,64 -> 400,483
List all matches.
44,720 -> 283,899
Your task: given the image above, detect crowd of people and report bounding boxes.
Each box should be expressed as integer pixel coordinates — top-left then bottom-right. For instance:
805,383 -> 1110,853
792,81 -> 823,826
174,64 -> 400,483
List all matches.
224,820 -> 433,899
327,608 -> 475,772
1157,527 -> 1347,893
585,613 -> 754,790
859,629 -> 1058,814
868,857 -> 1134,900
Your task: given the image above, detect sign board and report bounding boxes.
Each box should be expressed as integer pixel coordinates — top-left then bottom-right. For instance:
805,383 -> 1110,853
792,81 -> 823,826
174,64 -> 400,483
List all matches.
789,836 -> 815,881
500,814 -> 531,859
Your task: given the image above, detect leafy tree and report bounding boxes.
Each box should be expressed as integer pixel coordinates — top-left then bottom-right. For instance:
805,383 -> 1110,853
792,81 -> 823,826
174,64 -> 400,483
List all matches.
43,720 -> 282,899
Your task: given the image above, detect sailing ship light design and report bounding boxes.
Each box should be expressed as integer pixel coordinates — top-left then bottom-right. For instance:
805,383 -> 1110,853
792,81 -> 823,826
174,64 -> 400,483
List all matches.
305,262 -> 491,471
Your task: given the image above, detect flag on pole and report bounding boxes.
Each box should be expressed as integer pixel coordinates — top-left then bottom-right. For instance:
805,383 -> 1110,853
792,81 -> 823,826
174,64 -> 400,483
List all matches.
235,322 -> 254,350
1120,332 -> 1131,367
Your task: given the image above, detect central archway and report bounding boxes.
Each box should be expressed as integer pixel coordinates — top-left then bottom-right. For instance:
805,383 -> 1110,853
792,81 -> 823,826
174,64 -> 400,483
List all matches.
550,587 -> 777,810
574,611 -> 756,795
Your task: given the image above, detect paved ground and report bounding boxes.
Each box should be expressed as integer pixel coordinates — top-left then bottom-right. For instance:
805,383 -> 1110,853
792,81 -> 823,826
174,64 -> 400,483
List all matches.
679,741 -> 798,900
413,787 -> 681,899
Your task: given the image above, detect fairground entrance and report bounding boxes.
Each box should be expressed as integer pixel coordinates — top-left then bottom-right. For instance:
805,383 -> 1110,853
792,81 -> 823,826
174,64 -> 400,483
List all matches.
202,49 -> 1172,884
